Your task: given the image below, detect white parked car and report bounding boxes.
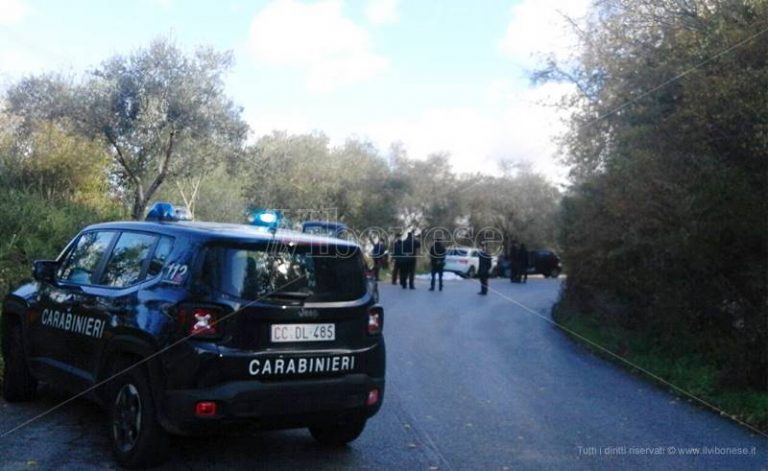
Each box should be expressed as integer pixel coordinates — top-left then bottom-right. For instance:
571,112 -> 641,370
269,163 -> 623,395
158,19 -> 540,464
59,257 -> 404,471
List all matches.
443,246 -> 498,278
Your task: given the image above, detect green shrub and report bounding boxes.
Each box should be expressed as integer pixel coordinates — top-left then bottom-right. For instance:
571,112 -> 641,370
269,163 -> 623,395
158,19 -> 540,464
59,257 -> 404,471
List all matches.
0,188 -> 124,294
554,0 -> 767,390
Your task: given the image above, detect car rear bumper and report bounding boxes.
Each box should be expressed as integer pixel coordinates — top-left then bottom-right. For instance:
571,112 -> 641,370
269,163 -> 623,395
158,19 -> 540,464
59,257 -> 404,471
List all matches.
161,373 -> 385,434
444,263 -> 473,273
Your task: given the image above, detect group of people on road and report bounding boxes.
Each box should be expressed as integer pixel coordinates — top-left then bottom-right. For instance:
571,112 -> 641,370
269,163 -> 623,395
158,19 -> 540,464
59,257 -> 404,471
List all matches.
371,233 -> 494,295
372,232 -> 421,290
392,232 -> 420,289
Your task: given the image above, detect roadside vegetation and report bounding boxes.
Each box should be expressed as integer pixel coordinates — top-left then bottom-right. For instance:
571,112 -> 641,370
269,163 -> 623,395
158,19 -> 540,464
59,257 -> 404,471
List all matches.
0,118 -> 125,295
546,0 -> 767,431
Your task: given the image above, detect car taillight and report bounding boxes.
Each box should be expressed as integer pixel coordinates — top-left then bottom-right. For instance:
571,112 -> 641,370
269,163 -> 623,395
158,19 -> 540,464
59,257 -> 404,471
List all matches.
366,389 -> 380,406
367,306 -> 383,335
195,401 -> 218,417
178,305 -> 223,338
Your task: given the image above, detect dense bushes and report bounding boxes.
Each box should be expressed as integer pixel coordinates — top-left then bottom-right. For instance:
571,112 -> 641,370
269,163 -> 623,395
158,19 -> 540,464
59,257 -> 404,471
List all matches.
555,0 -> 767,390
0,188 -> 123,293
0,115 -> 124,293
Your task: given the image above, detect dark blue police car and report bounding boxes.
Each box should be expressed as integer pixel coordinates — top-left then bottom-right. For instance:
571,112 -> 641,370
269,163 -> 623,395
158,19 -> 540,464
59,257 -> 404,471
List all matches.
1,204 -> 385,468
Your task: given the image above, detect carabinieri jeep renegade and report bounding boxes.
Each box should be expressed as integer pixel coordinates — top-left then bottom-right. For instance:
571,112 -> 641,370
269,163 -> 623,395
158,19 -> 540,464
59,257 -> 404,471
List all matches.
1,206 -> 385,468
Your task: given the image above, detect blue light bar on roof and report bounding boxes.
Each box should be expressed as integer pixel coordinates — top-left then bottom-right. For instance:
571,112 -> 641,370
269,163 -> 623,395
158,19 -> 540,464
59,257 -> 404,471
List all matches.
146,202 -> 178,222
247,208 -> 282,232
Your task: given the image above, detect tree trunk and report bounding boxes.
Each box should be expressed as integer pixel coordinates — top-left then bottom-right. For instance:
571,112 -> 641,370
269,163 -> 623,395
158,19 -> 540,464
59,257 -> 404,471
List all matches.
131,130 -> 176,220
131,186 -> 147,220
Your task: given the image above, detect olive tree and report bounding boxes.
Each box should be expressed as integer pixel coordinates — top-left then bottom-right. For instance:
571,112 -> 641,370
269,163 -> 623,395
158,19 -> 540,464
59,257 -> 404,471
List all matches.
7,38 -> 249,219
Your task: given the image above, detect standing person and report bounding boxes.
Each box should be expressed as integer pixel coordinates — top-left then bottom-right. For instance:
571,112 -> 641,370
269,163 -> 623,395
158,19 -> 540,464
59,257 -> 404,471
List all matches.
391,233 -> 403,285
371,238 -> 386,281
509,241 -> 519,283
411,232 -> 421,288
518,243 -> 529,284
478,242 -> 492,295
400,231 -> 419,289
429,236 -> 447,291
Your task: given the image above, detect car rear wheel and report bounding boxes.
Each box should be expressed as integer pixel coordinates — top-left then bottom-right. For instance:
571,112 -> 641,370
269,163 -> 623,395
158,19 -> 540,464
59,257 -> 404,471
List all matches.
309,417 -> 367,447
108,359 -> 168,469
1,319 -> 37,402
466,266 -> 476,278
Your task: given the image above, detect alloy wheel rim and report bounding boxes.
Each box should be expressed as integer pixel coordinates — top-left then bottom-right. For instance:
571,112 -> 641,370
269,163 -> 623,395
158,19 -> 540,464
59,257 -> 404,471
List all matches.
112,383 -> 142,453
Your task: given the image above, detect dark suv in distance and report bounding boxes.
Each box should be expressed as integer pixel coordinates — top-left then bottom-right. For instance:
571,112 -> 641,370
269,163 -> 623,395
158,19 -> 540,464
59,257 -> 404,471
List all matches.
529,250 -> 562,278
301,220 -> 350,239
497,249 -> 563,278
1,208 -> 385,468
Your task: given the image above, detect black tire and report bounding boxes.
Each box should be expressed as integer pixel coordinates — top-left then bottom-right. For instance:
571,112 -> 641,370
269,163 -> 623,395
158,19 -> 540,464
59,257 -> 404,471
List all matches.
2,319 -> 37,402
309,417 -> 367,447
466,266 -> 476,278
108,359 -> 169,469
549,268 -> 561,278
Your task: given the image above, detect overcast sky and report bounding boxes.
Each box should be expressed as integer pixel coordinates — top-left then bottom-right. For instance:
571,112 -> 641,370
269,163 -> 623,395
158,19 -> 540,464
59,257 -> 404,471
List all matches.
0,0 -> 590,183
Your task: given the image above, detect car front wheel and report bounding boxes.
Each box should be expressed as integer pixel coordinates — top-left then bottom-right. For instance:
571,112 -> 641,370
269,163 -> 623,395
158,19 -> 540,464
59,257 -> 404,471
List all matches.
549,268 -> 561,278
1,319 -> 37,402
108,359 -> 168,468
466,266 -> 476,278
309,417 -> 367,446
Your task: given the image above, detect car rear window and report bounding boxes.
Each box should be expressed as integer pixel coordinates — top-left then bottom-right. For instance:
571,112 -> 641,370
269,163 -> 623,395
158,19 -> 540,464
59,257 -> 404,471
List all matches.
200,243 -> 367,302
447,249 -> 467,256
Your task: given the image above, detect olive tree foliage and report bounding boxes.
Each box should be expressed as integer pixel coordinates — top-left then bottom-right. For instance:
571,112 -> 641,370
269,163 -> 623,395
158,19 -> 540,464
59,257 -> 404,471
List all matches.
244,131 -> 338,213
5,121 -> 110,202
462,169 -> 560,252
6,38 -> 248,219
242,132 -> 399,233
391,152 -> 462,231
0,106 -> 112,206
153,163 -> 251,223
0,107 -> 20,177
332,138 -> 402,231
546,0 -> 767,386
0,106 -> 122,292
239,131 -> 561,249
377,148 -> 561,250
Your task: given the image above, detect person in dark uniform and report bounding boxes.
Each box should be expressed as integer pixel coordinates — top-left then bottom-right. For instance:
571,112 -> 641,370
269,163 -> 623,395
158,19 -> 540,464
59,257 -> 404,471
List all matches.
518,243 -> 529,284
509,241 -> 519,283
478,242 -> 492,295
429,236 -> 447,291
371,238 -> 386,281
391,233 -> 403,285
400,231 -> 419,289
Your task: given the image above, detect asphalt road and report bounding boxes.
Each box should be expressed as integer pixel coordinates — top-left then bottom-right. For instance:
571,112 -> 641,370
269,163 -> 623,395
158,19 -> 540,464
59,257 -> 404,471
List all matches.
1,276 -> 766,470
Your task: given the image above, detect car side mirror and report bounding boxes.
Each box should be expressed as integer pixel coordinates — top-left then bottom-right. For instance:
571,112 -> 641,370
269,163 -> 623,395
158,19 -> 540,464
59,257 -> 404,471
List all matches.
33,260 -> 58,284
